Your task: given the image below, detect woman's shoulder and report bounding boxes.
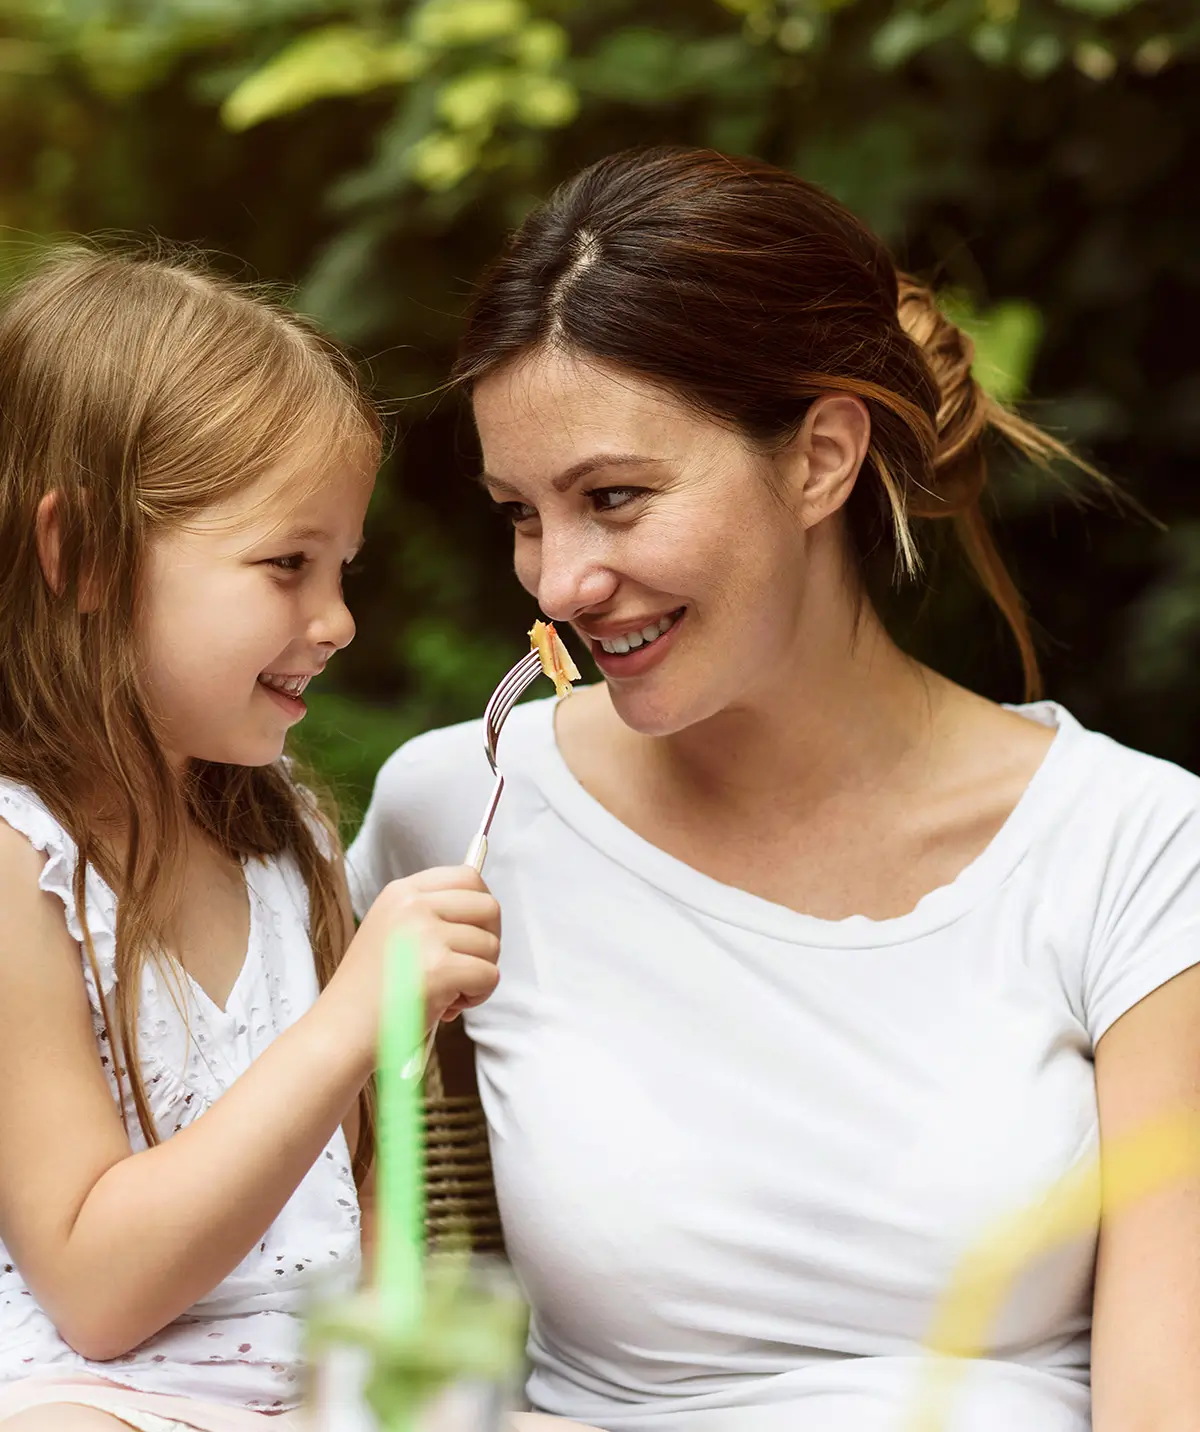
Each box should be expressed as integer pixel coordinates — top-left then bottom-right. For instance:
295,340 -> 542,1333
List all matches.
373,696 -> 556,798
1028,705 -> 1200,1041
346,698 -> 557,913
1036,702 -> 1200,827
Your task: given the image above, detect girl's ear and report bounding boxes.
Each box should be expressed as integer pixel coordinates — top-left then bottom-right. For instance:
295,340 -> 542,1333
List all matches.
36,490 -> 100,611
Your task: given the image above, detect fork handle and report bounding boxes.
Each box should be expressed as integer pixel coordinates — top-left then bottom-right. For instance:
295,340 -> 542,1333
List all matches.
464,831 -> 488,872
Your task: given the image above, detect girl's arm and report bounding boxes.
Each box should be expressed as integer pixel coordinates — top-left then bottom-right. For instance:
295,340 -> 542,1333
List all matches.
0,823 -> 498,1361
1090,962 -> 1200,1432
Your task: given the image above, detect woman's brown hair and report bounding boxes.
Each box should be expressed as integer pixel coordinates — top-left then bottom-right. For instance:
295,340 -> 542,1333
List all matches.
453,145 -> 1099,698
0,243 -> 378,1181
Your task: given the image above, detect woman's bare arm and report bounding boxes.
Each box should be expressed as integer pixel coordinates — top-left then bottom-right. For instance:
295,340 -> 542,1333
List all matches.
1091,962 -> 1200,1432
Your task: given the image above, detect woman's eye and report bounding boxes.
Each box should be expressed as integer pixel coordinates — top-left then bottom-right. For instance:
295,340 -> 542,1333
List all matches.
492,500 -> 537,526
588,487 -> 646,513
267,553 -> 308,573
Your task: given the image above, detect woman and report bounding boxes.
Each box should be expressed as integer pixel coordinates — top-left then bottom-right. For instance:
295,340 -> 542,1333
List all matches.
348,148 -> 1200,1431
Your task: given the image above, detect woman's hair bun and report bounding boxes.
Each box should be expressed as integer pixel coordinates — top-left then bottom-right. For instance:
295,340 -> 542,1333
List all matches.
896,275 -> 990,519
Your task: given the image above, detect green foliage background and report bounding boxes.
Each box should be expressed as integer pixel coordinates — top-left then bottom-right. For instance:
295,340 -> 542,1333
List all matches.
2,0 -> 1198,824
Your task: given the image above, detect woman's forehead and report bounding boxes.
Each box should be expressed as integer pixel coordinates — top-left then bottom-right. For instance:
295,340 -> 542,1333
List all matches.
474,350 -> 714,476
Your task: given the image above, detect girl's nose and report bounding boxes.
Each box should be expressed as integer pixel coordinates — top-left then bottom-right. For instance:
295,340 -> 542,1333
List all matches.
309,590 -> 355,652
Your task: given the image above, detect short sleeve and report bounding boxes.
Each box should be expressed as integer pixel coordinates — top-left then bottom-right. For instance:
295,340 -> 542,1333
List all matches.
0,780 -> 119,1005
345,722 -> 488,920
1083,768 -> 1200,1043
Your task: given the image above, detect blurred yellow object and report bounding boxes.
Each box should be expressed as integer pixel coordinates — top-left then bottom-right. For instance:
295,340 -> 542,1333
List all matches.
907,1110 -> 1200,1432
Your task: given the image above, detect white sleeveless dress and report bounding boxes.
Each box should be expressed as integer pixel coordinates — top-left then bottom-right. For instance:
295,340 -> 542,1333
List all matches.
0,779 -> 361,1415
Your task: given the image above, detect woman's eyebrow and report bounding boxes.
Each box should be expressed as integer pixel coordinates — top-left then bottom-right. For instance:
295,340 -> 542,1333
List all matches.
478,454 -> 664,494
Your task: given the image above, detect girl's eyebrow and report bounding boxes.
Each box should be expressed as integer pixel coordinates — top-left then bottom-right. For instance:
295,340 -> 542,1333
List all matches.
278,525 -> 365,552
478,454 -> 664,496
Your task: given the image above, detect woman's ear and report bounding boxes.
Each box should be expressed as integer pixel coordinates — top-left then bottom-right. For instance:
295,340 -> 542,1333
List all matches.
36,490 -> 100,611
776,393 -> 871,528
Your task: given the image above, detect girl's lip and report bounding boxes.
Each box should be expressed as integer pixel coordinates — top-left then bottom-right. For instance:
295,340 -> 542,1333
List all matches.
589,609 -> 685,678
258,683 -> 308,720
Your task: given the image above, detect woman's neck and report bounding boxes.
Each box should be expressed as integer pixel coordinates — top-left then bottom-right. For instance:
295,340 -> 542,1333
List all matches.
653,598 -> 952,822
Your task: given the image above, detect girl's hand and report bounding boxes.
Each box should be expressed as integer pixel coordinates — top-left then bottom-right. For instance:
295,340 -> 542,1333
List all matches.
327,866 -> 502,1066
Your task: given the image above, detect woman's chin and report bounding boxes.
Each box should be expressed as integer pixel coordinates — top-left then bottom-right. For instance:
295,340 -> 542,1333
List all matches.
605,681 -> 714,739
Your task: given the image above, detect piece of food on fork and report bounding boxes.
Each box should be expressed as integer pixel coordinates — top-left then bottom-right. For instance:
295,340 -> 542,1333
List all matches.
529,619 -> 581,699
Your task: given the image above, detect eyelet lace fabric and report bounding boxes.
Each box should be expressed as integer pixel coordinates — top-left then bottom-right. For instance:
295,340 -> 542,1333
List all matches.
0,780 -> 361,1413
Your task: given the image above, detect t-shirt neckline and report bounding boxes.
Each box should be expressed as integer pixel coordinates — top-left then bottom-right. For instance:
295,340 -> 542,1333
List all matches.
524,696 -> 1081,948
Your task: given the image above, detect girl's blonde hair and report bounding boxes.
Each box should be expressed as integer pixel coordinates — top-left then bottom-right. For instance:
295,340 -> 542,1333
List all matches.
0,243 -> 381,1180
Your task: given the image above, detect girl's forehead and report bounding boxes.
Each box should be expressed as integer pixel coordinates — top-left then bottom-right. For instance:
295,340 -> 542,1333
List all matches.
185,442 -> 376,547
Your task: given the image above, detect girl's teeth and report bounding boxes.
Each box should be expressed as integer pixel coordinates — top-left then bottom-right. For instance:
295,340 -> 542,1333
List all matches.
259,674 -> 310,697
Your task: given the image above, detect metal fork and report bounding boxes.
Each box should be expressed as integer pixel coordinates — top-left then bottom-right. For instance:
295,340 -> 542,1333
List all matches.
462,647 -> 545,873
404,648 -> 547,1079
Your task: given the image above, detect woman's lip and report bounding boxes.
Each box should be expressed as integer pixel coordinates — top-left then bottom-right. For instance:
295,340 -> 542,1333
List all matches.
589,609 -> 685,677
581,610 -> 682,642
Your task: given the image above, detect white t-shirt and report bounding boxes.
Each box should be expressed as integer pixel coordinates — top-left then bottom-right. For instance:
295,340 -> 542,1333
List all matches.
347,698 -> 1200,1432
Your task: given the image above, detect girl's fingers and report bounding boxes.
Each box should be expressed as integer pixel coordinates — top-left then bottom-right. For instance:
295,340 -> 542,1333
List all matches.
416,888 -> 501,937
433,951 -> 501,1008
390,865 -> 490,896
440,921 -> 501,964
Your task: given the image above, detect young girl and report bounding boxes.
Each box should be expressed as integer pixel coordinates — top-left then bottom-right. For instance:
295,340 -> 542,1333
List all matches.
0,247 -> 515,1432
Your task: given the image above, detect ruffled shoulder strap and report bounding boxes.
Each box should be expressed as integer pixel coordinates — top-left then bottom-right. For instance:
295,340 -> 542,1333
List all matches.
0,778 -> 119,1005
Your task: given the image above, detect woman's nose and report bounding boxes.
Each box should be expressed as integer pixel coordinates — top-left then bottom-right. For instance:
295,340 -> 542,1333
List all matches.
534,530 -> 617,622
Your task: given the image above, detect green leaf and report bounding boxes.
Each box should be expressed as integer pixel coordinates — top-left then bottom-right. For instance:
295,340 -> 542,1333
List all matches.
971,22 -> 1012,66
512,73 -> 578,128
436,66 -> 512,131
1056,0 -> 1141,15
870,12 -> 934,70
411,0 -> 529,49
1018,32 -> 1064,79
221,26 -> 426,131
512,19 -> 569,70
409,128 -> 483,190
579,29 -> 755,106
939,292 -> 1045,404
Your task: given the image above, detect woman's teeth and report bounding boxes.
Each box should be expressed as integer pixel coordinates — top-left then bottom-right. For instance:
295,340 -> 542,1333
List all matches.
599,611 -> 680,655
258,673 -> 311,698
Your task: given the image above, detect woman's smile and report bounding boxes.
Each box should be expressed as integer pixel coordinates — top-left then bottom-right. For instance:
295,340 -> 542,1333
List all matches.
580,607 -> 686,677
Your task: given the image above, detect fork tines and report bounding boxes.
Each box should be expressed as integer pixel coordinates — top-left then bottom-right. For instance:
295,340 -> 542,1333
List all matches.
483,649 -> 544,765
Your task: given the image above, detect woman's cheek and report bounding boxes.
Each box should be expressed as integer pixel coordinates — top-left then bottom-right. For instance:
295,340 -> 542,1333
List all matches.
513,535 -> 541,596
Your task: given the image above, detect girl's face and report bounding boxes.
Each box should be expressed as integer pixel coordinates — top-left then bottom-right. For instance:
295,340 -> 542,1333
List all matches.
136,449 -> 375,768
474,350 -> 837,737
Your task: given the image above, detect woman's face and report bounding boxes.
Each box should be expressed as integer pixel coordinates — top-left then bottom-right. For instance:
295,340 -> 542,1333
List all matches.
474,349 -> 844,737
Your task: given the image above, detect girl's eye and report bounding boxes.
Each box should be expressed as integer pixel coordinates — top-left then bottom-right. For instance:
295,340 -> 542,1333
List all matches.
587,487 -> 646,512
268,553 -> 308,573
